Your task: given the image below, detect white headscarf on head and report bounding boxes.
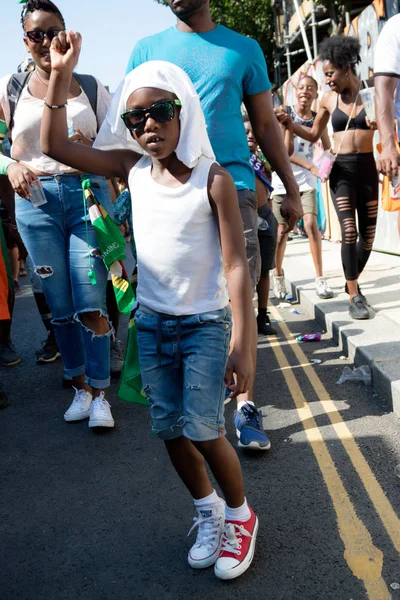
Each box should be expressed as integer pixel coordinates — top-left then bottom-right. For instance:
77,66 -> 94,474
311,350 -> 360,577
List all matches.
94,60 -> 215,169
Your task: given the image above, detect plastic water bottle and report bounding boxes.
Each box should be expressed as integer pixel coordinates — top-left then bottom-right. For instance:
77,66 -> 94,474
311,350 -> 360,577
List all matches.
296,332 -> 321,342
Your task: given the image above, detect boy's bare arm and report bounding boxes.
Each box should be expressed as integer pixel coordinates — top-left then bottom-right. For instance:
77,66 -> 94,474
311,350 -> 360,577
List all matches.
208,164 -> 253,396
41,31 -> 138,180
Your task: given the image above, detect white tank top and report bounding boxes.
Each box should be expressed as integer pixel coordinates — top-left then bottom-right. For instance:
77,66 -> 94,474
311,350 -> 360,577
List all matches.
128,155 -> 229,315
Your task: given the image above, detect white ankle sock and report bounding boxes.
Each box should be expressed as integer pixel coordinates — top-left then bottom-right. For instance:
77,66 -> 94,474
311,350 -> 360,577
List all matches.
225,498 -> 251,522
194,489 -> 220,507
237,400 -> 255,411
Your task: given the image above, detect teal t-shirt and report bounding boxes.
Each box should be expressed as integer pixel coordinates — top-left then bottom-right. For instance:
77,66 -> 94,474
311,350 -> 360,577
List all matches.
126,25 -> 271,191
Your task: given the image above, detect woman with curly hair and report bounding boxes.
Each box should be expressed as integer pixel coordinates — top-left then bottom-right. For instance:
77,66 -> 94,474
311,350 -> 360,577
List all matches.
0,0 -> 116,427
277,36 -> 378,319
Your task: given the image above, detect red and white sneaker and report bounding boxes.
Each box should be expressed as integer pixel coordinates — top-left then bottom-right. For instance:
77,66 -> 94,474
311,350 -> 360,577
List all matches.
188,500 -> 225,569
214,507 -> 259,580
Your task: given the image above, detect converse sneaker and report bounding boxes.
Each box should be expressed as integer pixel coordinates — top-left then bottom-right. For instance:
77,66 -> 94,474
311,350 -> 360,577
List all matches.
88,393 -> 115,428
316,277 -> 334,299
110,339 -> 124,375
272,271 -> 286,300
214,507 -> 259,580
64,387 -> 92,422
188,500 -> 225,569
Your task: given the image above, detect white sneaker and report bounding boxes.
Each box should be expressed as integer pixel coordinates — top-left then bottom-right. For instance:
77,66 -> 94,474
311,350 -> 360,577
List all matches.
88,393 -> 115,428
273,271 -> 286,300
110,339 -> 124,374
64,387 -> 92,422
316,277 -> 334,299
188,500 -> 226,569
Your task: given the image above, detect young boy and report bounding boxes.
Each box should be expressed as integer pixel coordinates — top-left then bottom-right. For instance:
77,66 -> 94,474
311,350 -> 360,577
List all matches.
40,31 -> 259,581
271,76 -> 333,301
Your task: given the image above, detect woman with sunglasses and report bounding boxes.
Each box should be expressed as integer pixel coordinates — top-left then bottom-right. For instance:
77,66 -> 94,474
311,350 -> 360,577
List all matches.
0,0 -> 116,428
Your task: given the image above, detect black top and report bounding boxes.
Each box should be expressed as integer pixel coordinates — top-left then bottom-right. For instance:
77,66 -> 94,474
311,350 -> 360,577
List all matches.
331,95 -> 369,133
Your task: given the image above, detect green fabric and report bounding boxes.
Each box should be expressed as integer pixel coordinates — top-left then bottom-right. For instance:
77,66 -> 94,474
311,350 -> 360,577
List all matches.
113,280 -> 135,316
82,178 -> 126,268
117,314 -> 147,406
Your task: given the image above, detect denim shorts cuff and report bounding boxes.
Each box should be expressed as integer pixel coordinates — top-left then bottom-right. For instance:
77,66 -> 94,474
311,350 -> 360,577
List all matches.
152,415 -> 186,440
85,376 -> 111,389
64,365 -> 85,378
183,418 -> 225,442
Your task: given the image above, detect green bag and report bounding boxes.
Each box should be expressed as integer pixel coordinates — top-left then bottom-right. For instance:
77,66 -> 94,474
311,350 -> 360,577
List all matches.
117,310 -> 147,406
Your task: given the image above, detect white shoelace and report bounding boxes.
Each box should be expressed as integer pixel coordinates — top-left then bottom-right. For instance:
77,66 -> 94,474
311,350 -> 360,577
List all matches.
220,523 -> 252,556
71,387 -> 91,408
188,513 -> 224,549
92,394 -> 112,415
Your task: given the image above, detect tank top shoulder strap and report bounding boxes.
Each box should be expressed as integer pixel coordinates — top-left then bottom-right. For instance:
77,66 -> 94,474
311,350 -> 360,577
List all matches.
128,155 -> 151,189
189,157 -> 215,188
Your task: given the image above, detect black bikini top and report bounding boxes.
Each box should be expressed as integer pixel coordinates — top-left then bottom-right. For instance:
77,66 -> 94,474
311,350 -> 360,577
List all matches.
331,95 -> 369,133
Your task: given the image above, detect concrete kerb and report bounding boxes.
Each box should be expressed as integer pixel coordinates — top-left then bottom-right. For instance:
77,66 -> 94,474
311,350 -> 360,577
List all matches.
285,277 -> 400,416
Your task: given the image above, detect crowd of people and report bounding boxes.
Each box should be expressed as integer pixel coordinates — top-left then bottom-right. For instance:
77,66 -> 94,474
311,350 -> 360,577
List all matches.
1,0 -> 399,583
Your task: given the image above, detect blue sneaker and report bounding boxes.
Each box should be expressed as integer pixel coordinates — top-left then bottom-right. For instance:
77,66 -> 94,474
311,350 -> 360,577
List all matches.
234,404 -> 271,450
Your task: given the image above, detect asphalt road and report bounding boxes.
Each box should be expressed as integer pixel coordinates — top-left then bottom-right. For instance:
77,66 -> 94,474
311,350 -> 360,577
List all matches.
1,280 -> 400,600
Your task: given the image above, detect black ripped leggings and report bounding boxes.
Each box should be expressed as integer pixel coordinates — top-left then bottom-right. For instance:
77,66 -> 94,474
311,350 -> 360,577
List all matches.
329,152 -> 379,281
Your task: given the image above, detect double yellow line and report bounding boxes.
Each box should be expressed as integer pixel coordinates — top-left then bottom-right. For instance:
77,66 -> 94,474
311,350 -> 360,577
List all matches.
268,305 -> 400,600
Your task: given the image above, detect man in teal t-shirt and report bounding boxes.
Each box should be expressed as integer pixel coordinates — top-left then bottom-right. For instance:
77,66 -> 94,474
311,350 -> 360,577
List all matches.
127,22 -> 270,193
108,0 -> 301,451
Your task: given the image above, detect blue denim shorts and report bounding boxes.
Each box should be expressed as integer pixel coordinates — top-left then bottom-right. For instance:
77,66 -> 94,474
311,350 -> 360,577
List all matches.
134,304 -> 232,442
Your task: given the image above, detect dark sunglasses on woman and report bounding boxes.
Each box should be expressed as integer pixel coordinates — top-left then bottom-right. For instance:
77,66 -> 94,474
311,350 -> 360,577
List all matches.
24,28 -> 62,43
121,100 -> 182,131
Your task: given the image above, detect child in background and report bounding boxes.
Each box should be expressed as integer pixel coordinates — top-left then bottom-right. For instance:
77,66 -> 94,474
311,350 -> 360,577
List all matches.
243,114 -> 278,336
271,76 -> 333,301
41,31 -> 258,581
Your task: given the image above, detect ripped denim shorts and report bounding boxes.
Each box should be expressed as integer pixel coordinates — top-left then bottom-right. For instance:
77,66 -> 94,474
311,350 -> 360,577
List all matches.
134,304 -> 232,442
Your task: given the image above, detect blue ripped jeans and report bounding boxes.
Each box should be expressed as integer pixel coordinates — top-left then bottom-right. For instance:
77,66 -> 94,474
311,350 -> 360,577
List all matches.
16,174 -> 112,388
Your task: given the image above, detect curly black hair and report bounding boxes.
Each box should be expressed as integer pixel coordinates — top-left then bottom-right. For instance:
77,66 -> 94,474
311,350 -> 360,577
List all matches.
319,36 -> 361,73
21,0 -> 65,29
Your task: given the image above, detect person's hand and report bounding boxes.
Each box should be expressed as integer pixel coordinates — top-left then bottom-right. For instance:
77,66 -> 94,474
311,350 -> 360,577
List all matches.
68,129 -> 93,147
377,141 -> 400,181
365,117 -> 378,130
274,106 -> 292,128
224,348 -> 252,399
6,162 -> 37,199
50,30 -> 82,74
310,165 -> 320,178
280,186 -> 303,234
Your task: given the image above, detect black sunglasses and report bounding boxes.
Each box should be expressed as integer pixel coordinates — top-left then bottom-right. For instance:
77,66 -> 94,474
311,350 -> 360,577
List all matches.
120,100 -> 182,131
24,28 -> 62,43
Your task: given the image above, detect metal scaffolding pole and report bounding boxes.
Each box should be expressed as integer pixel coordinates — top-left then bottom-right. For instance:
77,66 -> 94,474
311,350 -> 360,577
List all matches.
310,0 -> 318,60
292,0 -> 313,64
